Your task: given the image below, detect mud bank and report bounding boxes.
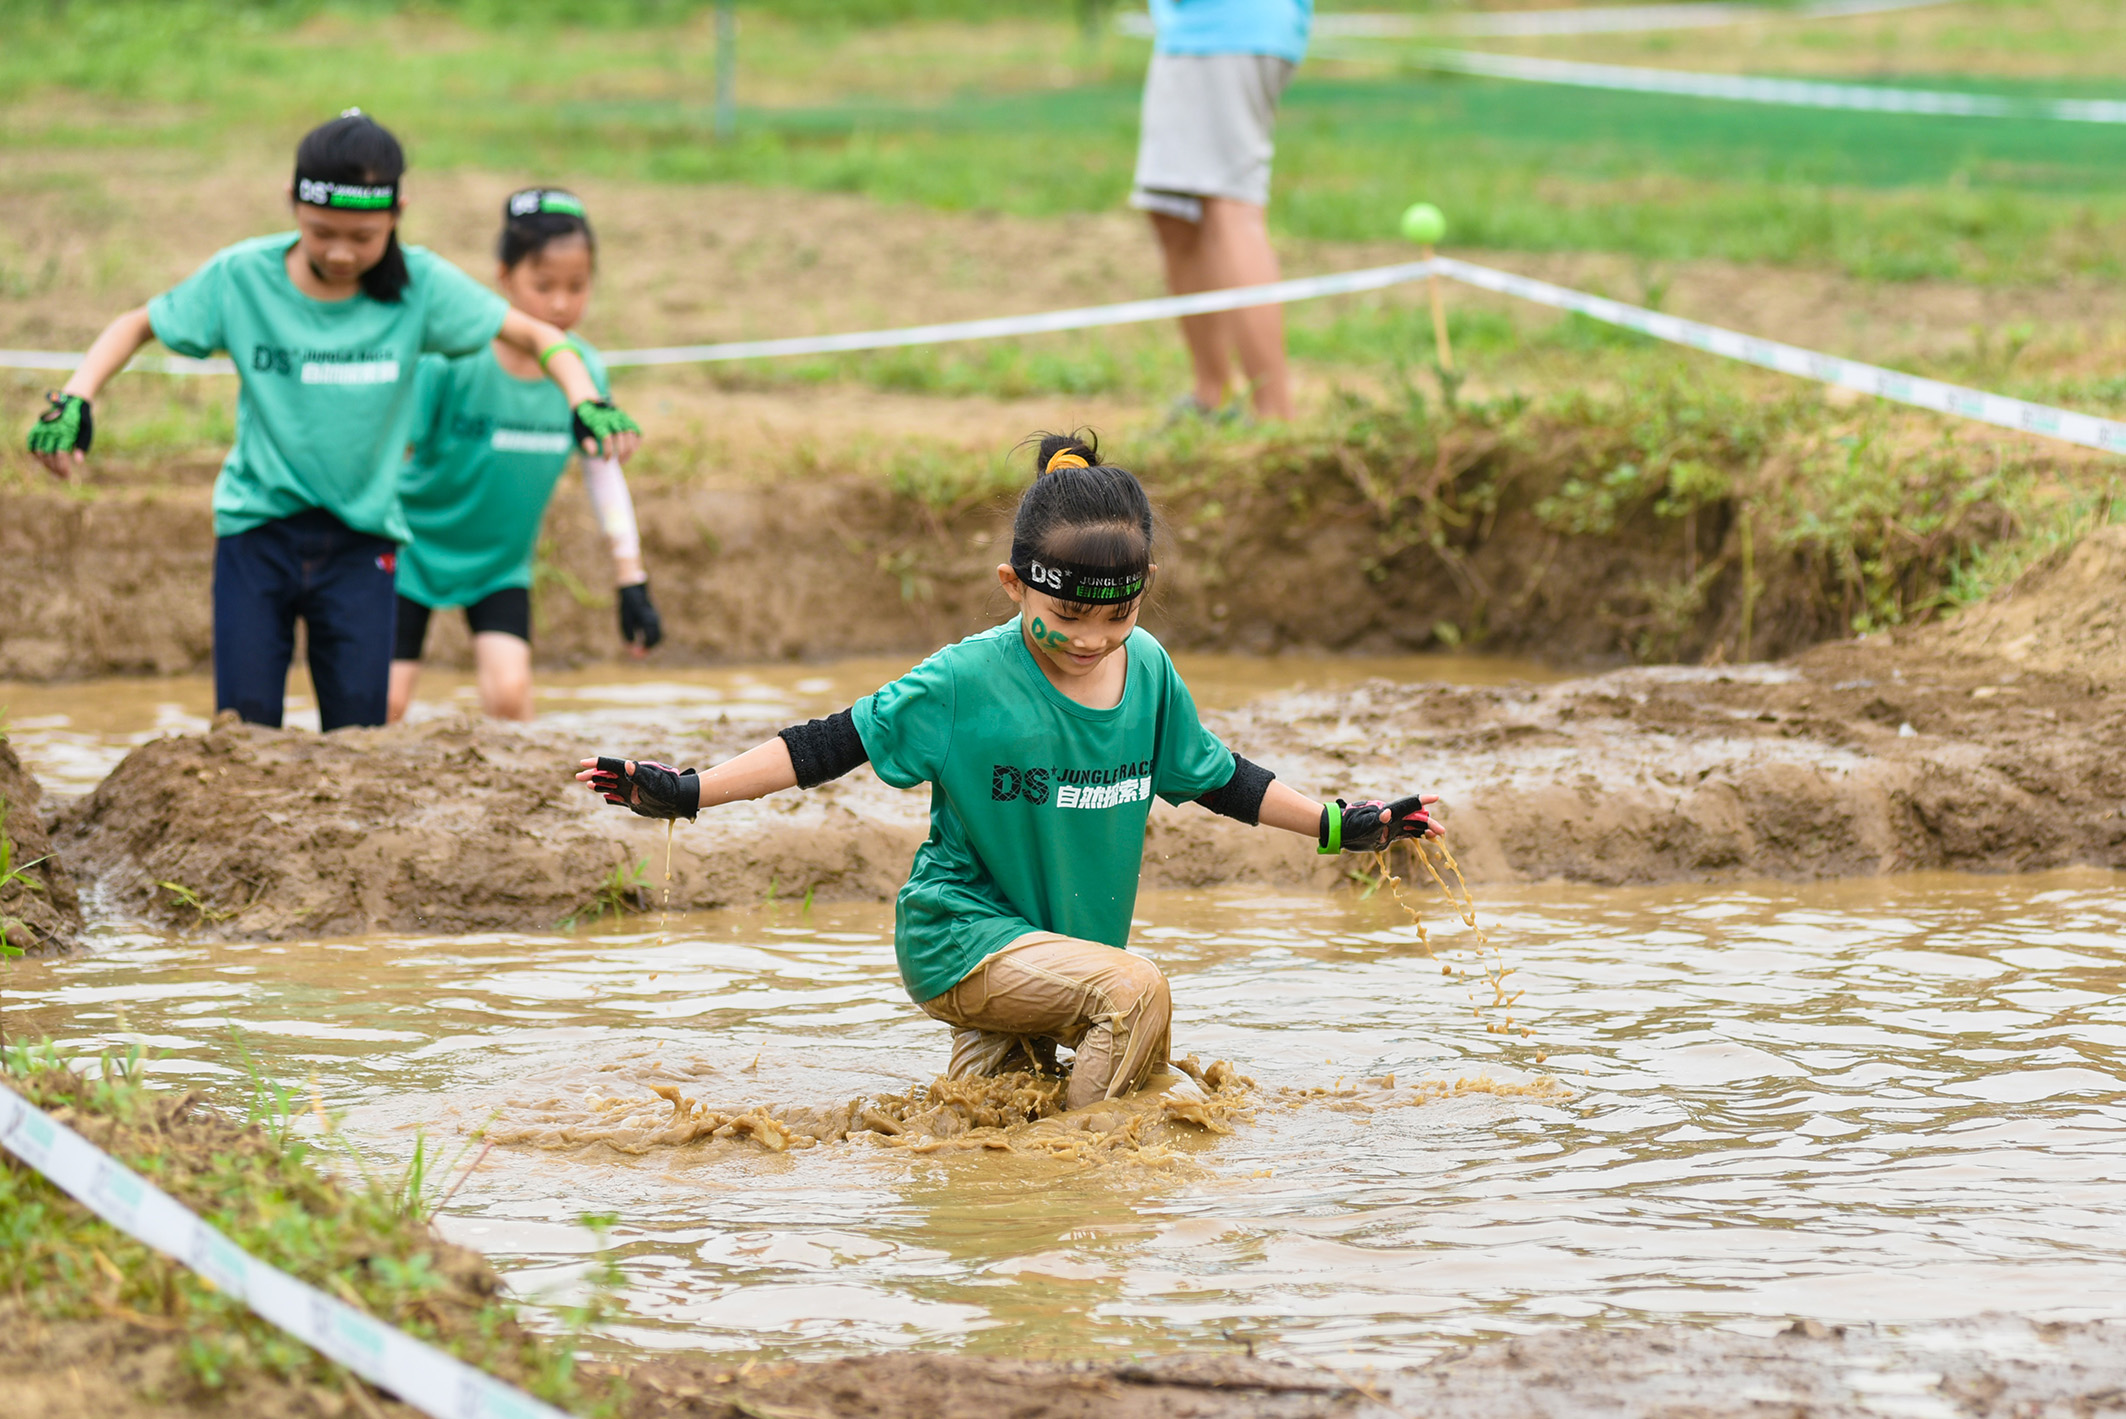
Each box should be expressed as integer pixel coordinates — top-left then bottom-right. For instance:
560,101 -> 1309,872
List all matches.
0,737 -> 81,955
5,372 -> 2092,682
585,1316 -> 2126,1419
34,532 -> 2126,941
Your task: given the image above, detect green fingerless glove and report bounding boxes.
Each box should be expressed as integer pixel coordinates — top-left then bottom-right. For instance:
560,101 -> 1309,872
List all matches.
27,392 -> 93,457
572,399 -> 641,456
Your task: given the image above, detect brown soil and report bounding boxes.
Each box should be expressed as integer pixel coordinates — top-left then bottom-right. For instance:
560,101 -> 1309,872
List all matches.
0,734 -> 81,955
32,527 -> 2126,942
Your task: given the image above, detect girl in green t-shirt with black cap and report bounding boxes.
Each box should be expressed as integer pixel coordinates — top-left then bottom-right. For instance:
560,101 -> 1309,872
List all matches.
23,111 -> 645,733
576,432 -> 1441,1111
386,188 -> 660,725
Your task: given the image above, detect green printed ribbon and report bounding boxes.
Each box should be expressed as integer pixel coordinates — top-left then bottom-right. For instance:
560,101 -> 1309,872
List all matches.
26,392 -> 91,456
509,188 -> 586,219
572,399 -> 641,455
295,177 -> 397,210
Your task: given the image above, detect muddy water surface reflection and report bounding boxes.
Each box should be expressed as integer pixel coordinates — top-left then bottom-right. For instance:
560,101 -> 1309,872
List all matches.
10,871 -> 2126,1365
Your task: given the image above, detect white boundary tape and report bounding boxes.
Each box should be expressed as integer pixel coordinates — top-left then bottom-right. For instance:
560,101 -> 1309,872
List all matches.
0,1080 -> 571,1419
5,255 -> 2122,455
596,261 -> 1435,367
1411,49 -> 2126,124
1431,256 -> 2126,454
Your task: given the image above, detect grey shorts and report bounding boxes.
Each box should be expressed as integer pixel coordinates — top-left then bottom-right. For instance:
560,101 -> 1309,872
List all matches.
1131,51 -> 1296,221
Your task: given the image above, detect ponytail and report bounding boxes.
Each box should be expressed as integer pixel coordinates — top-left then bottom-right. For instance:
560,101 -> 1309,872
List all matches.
1008,430 -> 1156,609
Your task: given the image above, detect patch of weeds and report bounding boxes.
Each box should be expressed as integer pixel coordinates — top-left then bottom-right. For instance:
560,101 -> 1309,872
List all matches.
0,795 -> 48,964
559,857 -> 649,933
155,878 -> 243,926
0,1040 -> 623,1413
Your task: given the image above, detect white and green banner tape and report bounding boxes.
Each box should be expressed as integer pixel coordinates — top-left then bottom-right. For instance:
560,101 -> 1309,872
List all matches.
6,256 -> 2122,455
1428,256 -> 2126,455
0,1081 -> 572,1419
1406,50 -> 2126,125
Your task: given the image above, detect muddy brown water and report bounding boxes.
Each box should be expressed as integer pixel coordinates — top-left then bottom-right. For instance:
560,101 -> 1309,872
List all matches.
8,870 -> 2124,1370
0,651 -> 1560,798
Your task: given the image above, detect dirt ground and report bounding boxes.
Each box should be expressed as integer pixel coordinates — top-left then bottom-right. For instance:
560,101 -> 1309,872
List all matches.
15,525 -> 2121,945
0,736 -> 81,954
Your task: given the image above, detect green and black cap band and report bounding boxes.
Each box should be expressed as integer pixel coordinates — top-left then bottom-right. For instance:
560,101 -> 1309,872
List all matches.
508,188 -> 588,219
295,175 -> 398,211
1012,557 -> 1147,604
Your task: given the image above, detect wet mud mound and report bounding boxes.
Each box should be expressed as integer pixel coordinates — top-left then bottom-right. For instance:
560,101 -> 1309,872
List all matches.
52,710 -> 929,938
33,525 -> 2126,938
0,735 -> 81,955
485,1056 -> 1253,1164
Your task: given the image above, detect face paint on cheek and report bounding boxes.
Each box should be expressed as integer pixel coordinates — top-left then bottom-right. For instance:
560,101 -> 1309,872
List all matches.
1028,616 -> 1070,651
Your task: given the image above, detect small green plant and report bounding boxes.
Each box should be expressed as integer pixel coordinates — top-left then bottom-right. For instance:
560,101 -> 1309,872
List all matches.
156,878 -> 240,925
0,796 -> 49,966
558,857 -> 649,932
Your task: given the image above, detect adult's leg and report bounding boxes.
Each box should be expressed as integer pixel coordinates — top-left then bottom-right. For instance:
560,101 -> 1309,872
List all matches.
211,525 -> 300,728
386,594 -> 432,725
1147,210 -> 1235,410
301,525 -> 398,732
466,587 -> 534,721
921,934 -> 1173,1111
1196,197 -> 1292,420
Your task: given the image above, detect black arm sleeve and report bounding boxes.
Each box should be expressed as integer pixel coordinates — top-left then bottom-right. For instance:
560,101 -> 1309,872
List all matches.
1194,753 -> 1276,826
779,708 -> 870,789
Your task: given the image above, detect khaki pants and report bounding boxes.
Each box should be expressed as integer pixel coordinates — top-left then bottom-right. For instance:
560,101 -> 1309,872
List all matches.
919,933 -> 1172,1112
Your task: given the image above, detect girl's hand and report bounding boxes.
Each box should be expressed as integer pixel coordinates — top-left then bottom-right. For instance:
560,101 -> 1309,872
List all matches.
572,400 -> 641,462
576,756 -> 699,820
1319,794 -> 1441,854
26,392 -> 93,479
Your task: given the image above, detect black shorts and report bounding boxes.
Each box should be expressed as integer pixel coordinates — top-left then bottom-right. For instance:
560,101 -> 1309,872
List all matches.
393,587 -> 532,663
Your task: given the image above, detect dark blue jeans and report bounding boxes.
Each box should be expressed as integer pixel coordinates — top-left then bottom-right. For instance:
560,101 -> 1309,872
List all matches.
212,508 -> 398,731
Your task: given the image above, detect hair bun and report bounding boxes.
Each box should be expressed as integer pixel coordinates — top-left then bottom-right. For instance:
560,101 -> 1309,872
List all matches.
1030,429 -> 1101,477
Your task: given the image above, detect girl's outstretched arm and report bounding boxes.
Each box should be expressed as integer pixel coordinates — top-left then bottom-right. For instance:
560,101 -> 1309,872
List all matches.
495,308 -> 642,462
25,307 -> 156,477
1211,773 -> 1444,851
574,738 -> 798,820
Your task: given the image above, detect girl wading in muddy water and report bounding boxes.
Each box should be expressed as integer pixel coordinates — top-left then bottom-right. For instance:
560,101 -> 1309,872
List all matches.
24,112 -> 644,732
578,433 -> 1440,1109
388,189 -> 661,724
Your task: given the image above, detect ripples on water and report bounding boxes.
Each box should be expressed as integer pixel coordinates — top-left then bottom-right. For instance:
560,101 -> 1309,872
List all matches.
12,871 -> 2125,1366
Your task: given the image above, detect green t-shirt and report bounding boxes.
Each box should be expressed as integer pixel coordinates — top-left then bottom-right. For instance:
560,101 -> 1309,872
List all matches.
147,233 -> 509,542
853,620 -> 1237,1002
396,340 -> 609,609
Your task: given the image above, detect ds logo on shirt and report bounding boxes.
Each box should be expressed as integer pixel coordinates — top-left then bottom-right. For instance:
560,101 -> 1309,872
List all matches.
992,760 -> 1154,810
252,345 -> 399,385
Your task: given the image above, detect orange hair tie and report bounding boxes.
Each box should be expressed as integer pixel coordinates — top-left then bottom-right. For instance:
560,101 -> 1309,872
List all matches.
1046,450 -> 1091,473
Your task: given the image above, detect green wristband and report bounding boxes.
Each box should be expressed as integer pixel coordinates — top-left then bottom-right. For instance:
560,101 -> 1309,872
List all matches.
1316,803 -> 1341,855
537,341 -> 572,371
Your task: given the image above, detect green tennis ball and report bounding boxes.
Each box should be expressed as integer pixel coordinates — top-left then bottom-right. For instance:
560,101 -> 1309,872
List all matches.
1400,201 -> 1447,246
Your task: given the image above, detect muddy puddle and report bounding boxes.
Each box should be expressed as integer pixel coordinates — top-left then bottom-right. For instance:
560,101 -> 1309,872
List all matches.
8,871 -> 2125,1368
0,650 -> 1558,798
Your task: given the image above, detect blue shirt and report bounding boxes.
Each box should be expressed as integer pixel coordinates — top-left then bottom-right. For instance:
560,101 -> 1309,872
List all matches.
1151,0 -> 1312,62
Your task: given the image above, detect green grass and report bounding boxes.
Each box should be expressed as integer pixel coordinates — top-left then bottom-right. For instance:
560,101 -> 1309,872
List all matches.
0,1039 -> 624,1412
5,4 -> 2126,284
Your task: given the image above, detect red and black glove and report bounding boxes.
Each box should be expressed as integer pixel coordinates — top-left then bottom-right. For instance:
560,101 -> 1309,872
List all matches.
585,756 -> 699,821
1318,795 -> 1435,854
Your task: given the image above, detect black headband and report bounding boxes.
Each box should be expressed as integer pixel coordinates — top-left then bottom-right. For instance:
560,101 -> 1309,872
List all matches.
1013,556 -> 1147,604
295,175 -> 397,211
508,188 -> 587,219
